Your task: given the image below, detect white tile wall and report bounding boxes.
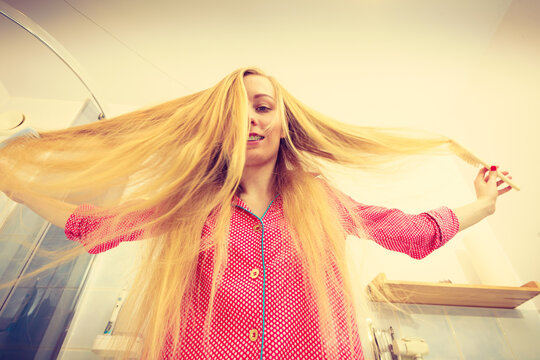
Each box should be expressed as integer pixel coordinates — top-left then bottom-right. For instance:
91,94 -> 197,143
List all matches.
60,241 -> 142,358
57,349 -> 102,360
0,96 -> 86,228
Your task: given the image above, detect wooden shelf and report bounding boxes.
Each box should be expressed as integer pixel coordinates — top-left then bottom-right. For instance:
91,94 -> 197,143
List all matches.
367,273 -> 540,309
92,335 -> 142,358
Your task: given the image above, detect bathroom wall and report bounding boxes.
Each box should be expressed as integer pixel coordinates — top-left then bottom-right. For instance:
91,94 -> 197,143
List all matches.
0,97 -> 104,359
57,147 -> 540,359
0,93 -> 89,227
3,0 -> 537,301
0,13 -> 119,354
57,242 -> 141,360
56,103 -> 142,360
361,302 -> 540,360
1,0 -> 539,358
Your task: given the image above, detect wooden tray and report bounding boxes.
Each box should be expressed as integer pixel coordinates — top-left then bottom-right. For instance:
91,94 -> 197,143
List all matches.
367,273 -> 540,309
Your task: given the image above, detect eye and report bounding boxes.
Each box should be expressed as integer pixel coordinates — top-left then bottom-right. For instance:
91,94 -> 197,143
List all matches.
256,105 -> 271,113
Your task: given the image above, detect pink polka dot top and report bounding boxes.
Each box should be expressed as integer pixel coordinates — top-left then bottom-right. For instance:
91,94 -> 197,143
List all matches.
64,188 -> 460,359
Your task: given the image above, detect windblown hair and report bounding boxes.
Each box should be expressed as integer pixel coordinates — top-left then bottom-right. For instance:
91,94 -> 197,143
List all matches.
0,67 -> 460,359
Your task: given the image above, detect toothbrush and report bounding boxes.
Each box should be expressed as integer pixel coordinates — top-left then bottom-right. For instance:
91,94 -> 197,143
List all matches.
104,288 -> 127,335
449,139 -> 520,191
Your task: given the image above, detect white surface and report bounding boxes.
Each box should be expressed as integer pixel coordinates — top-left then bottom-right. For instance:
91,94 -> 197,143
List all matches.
2,1 -> 536,293
57,349 -> 101,360
0,96 -> 84,132
0,111 -> 25,131
92,335 -> 142,358
343,155 -> 492,288
60,241 -> 141,354
0,96 -> 86,227
0,0 -> 538,353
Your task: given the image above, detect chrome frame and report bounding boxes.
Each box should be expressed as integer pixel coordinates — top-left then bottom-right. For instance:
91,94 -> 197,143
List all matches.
0,0 -> 107,119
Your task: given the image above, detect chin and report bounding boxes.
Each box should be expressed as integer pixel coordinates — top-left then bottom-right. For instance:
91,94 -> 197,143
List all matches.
245,154 -> 277,167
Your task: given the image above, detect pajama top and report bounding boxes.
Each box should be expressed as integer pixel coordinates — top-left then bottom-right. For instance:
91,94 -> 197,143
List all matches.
64,190 -> 460,359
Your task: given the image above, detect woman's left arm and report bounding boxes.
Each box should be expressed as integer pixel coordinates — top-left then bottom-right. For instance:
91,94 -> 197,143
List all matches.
452,166 -> 513,233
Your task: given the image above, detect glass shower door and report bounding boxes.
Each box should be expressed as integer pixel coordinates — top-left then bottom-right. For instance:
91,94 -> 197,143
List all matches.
0,1 -> 108,358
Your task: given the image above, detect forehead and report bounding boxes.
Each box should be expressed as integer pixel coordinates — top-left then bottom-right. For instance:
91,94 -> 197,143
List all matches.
243,75 -> 275,98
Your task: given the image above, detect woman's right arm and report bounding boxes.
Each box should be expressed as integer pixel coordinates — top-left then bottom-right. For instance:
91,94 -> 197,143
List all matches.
4,190 -> 77,229
6,190 -> 155,254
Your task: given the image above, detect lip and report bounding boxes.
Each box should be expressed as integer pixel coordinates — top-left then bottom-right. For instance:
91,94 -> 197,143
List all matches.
247,133 -> 265,144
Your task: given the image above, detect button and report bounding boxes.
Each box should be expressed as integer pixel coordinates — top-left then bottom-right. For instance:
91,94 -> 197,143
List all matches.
249,329 -> 258,341
253,224 -> 262,232
249,268 -> 260,279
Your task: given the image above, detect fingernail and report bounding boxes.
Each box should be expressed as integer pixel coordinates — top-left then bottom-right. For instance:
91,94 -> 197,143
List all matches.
490,165 -> 497,171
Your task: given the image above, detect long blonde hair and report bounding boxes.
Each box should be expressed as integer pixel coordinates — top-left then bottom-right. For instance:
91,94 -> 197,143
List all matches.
0,67 -> 459,358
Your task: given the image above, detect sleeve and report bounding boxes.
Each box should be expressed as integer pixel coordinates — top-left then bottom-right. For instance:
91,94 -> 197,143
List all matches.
64,203 -> 154,254
350,202 -> 460,259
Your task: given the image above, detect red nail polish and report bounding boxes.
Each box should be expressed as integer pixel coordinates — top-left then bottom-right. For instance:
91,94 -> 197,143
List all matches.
490,166 -> 497,171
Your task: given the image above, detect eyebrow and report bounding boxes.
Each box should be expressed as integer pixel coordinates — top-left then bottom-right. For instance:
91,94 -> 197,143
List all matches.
253,93 -> 275,101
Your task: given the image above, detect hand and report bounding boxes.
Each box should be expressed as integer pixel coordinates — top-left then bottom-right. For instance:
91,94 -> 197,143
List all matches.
474,166 -> 513,214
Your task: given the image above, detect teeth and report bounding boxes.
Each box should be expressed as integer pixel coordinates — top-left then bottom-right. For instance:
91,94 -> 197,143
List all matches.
248,135 -> 263,141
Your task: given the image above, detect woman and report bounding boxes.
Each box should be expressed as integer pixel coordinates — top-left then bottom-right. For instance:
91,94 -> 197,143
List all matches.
0,67 -> 512,359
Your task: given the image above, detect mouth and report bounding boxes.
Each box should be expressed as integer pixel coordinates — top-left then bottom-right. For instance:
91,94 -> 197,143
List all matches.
248,133 -> 265,142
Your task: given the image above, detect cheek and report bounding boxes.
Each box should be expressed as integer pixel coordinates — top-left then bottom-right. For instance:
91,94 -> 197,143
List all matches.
270,125 -> 283,142
263,126 -> 281,151
270,117 -> 283,137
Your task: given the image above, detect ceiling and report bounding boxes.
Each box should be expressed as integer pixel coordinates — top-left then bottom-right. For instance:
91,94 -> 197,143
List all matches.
0,0 -> 520,108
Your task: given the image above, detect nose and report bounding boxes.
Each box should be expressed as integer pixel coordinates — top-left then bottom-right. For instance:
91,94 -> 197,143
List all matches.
248,107 -> 258,127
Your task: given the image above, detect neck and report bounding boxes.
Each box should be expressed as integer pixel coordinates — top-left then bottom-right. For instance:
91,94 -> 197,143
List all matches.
239,160 -> 276,199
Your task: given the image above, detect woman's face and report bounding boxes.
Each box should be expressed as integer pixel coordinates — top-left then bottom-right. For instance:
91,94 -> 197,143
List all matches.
243,74 -> 284,167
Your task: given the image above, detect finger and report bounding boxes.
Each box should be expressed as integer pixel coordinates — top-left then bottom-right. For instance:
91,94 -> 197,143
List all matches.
477,167 -> 488,178
496,179 -> 512,187
488,165 -> 498,182
477,167 -> 489,182
479,166 -> 489,173
496,172 -> 512,181
499,186 -> 512,196
482,167 -> 493,182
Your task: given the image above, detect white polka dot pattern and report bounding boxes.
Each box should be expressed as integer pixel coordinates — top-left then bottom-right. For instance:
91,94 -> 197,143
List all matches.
64,203 -> 154,254
64,191 -> 460,359
341,199 -> 460,260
